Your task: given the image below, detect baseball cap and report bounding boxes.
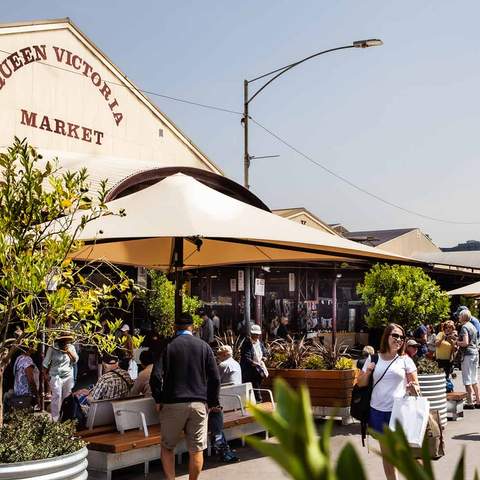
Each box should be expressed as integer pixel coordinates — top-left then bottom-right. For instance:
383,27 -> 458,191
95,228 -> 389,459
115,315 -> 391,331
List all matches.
120,324 -> 130,332
250,324 -> 262,335
406,339 -> 420,348
102,353 -> 119,364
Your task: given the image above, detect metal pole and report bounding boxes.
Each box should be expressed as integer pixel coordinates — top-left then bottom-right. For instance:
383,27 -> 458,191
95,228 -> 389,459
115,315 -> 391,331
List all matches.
173,237 -> 184,324
243,80 -> 252,329
332,273 -> 337,349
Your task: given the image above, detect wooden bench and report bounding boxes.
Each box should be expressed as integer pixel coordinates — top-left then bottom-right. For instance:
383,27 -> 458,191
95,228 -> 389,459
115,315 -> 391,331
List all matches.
85,388 -> 275,480
447,392 -> 467,421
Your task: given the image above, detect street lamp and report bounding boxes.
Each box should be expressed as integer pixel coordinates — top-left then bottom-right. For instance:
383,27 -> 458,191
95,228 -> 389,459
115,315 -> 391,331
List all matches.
242,39 -> 383,189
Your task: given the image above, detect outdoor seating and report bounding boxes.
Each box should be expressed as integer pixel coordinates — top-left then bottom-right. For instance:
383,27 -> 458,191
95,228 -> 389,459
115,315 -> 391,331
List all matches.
446,391 -> 467,421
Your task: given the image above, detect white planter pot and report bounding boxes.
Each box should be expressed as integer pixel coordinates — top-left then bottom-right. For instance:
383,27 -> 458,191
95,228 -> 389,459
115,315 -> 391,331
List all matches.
418,373 -> 447,426
0,446 -> 88,480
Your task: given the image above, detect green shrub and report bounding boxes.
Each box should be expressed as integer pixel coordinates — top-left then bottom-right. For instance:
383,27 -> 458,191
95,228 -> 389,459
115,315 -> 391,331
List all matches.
302,354 -> 327,370
334,357 -> 354,370
416,357 -> 443,375
0,413 -> 85,463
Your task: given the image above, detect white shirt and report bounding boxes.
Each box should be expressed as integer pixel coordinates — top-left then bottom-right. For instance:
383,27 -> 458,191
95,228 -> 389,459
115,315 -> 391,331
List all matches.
362,354 -> 417,412
219,357 -> 242,385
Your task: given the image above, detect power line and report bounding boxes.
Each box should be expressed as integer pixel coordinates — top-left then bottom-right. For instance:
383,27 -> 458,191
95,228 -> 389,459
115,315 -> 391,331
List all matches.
0,48 -> 243,116
250,117 -> 480,225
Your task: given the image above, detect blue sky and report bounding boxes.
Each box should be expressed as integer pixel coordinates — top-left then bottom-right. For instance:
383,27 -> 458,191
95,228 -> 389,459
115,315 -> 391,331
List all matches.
3,1 -> 480,246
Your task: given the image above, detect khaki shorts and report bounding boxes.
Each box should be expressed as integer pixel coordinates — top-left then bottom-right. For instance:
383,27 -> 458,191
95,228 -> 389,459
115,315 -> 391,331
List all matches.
159,402 -> 208,452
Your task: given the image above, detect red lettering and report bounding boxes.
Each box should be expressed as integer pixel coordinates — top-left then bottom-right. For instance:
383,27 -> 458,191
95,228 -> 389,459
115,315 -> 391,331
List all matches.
71,55 -> 82,70
33,45 -> 47,61
52,46 -> 67,63
113,112 -> 123,126
67,122 -> 80,139
0,59 -> 12,79
93,130 -> 104,145
99,82 -> 111,101
20,47 -> 35,65
108,98 -> 118,111
91,72 -> 101,87
39,115 -> 52,132
8,53 -> 23,71
54,119 -> 66,136
20,109 -> 37,127
82,127 -> 92,142
65,50 -> 73,66
82,61 -> 93,78
0,76 -> 4,90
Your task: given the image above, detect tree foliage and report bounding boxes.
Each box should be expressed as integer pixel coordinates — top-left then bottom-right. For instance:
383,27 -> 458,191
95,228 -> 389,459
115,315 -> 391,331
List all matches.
356,264 -> 450,331
147,271 -> 202,338
0,138 -> 141,425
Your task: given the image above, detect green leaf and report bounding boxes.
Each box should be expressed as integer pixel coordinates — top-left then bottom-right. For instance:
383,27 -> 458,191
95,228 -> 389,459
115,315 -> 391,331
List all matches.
335,444 -> 367,480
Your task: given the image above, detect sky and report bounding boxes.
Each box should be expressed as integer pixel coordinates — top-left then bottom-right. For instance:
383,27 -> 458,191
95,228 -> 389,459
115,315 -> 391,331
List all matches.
2,1 -> 480,247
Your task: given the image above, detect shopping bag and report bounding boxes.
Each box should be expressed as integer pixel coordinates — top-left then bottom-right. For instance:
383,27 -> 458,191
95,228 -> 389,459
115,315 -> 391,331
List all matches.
389,395 -> 430,448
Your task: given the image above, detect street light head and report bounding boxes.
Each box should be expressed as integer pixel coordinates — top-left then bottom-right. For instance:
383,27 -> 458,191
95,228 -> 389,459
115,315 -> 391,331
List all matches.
353,38 -> 383,48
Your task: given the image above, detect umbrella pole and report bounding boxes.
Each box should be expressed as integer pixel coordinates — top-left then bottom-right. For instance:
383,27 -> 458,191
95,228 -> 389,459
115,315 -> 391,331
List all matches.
173,237 -> 184,324
332,271 -> 338,349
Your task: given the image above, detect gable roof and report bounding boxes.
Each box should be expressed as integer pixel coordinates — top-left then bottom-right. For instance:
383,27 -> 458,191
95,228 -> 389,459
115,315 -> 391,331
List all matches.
346,228 -> 416,247
272,207 -> 338,235
0,17 -> 223,175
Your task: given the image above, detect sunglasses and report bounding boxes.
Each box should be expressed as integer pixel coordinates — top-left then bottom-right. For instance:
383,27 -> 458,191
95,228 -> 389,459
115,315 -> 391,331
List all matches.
390,333 -> 405,341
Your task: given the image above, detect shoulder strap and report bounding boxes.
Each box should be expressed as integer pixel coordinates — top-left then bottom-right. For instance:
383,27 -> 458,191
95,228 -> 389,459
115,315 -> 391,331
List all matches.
111,368 -> 131,389
372,354 -> 398,390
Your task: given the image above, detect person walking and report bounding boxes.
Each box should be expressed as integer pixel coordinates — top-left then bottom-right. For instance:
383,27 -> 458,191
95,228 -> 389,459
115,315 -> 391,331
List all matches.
43,333 -> 78,421
150,313 -> 220,480
199,310 -> 214,345
456,309 -> 480,409
435,320 -> 457,379
240,324 -> 268,401
357,323 -> 418,480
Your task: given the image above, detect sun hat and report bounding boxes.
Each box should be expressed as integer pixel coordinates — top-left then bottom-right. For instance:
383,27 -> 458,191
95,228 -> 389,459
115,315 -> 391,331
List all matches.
57,332 -> 74,341
250,324 -> 262,335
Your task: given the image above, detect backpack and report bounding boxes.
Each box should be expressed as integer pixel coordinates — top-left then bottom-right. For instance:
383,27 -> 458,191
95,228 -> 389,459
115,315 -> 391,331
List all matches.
60,393 -> 87,430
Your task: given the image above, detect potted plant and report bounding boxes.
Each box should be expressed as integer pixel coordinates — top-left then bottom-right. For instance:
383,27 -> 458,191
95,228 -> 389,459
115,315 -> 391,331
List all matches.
265,338 -> 356,423
416,357 -> 447,426
0,413 -> 87,480
0,139 -> 140,477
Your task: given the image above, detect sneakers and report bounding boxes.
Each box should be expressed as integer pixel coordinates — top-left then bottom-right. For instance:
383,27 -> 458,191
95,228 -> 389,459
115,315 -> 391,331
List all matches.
220,450 -> 240,463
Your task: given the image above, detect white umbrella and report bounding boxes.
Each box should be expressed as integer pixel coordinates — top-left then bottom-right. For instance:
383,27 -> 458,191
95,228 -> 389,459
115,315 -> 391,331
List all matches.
447,281 -> 480,297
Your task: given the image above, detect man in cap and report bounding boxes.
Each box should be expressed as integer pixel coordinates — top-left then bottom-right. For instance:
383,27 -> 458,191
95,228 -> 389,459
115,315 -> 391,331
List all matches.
43,333 -> 78,421
405,339 -> 420,361
87,353 -> 133,403
118,324 -> 137,379
150,313 -> 220,480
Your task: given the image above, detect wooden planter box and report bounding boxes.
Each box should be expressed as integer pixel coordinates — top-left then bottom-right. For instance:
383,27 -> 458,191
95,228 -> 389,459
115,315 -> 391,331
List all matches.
265,368 -> 357,408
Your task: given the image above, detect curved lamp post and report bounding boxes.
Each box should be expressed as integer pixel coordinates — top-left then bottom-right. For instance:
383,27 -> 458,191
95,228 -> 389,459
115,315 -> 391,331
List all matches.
241,39 -> 383,328
242,38 -> 383,189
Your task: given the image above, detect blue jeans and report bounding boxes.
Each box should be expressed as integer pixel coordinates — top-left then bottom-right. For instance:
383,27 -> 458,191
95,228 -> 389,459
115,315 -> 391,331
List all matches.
208,411 -> 228,452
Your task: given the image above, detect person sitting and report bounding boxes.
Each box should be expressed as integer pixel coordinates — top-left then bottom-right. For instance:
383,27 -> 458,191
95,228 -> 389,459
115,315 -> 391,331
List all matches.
130,350 -> 154,397
217,345 -> 242,385
87,353 -> 133,403
209,345 -> 241,463
11,346 -> 39,410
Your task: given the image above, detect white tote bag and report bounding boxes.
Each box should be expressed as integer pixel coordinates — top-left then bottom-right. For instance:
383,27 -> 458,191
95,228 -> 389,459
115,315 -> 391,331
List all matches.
389,395 -> 430,448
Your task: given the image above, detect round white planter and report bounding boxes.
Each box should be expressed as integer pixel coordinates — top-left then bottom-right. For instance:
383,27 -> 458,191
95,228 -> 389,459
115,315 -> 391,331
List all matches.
418,372 -> 447,426
0,446 -> 88,480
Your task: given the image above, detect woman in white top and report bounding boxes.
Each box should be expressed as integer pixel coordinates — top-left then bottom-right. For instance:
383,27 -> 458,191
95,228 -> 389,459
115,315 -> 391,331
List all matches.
358,323 -> 418,480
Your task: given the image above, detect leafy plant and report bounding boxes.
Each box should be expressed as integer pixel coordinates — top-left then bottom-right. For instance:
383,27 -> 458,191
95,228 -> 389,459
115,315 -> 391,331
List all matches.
147,271 -> 202,338
311,341 -> 352,370
213,331 -> 245,361
303,354 -> 326,370
416,357 -> 443,375
357,264 -> 450,332
266,337 -> 312,369
0,138 -> 140,426
334,357 -> 354,370
0,412 -> 85,463
248,378 -> 478,480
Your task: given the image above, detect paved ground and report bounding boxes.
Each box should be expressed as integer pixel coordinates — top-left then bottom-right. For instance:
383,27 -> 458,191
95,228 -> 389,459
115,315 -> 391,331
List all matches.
115,375 -> 480,480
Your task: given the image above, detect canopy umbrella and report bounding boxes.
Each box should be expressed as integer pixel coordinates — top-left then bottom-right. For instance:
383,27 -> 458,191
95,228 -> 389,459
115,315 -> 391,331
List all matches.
66,173 -> 415,322
447,281 -> 480,297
